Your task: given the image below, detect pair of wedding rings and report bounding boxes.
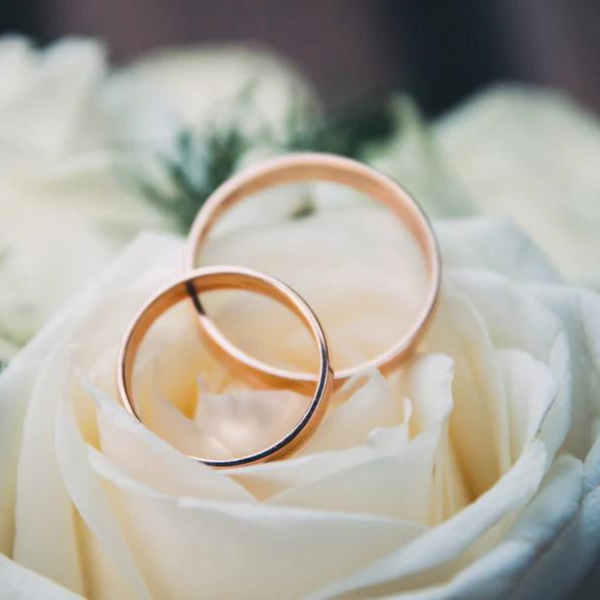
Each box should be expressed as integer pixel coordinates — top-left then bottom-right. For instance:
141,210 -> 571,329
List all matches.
117,153 -> 441,468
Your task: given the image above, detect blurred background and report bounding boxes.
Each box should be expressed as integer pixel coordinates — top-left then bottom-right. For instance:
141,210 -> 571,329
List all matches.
1,0 -> 599,117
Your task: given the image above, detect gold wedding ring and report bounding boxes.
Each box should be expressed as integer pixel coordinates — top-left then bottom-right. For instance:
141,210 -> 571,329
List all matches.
117,266 -> 333,467
185,153 -> 441,393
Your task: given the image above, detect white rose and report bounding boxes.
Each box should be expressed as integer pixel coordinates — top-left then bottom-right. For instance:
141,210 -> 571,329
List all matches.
1,205 -> 599,599
0,37 -> 316,362
103,43 -> 319,148
365,86 -> 600,289
0,36 -> 168,362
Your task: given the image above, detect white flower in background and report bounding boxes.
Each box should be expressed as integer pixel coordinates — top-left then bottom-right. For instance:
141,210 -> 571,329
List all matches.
0,36 -> 166,361
0,37 -> 316,362
363,95 -> 475,220
102,43 -> 321,235
103,43 -> 319,148
434,85 -> 600,288
1,206 -> 600,599
366,86 -> 600,289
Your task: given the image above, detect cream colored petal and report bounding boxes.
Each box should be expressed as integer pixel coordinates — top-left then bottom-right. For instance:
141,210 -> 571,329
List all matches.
497,349 -> 557,463
228,428 -> 412,505
437,217 -> 560,283
426,288 -> 512,496
510,286 -> 600,596
529,286 -> 600,459
268,429 -> 435,523
390,354 -> 454,437
84,380 -> 251,502
0,234 -> 181,555
0,360 -> 38,554
131,356 -> 234,460
0,228 -> 167,554
0,553 -> 82,600
390,354 -> 469,523
204,373 -> 408,500
144,388 -> 236,460
298,372 -> 404,455
309,440 -> 547,599
0,149 -> 172,350
233,356 -> 457,524
88,449 -> 424,600
431,426 -> 469,525
54,387 -> 151,599
448,270 -> 570,462
12,347 -> 84,594
378,455 -> 584,600
195,386 -> 311,458
74,523 -> 141,600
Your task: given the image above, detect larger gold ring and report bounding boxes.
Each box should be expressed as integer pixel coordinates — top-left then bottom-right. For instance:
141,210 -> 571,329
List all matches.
185,152 -> 441,393
117,266 -> 333,467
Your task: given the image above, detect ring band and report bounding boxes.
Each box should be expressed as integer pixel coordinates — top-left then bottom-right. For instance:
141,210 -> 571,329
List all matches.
117,266 -> 333,467
185,153 -> 441,393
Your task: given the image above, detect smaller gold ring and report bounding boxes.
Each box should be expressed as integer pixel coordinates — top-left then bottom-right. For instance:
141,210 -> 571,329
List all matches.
117,266 -> 333,468
185,152 -> 441,393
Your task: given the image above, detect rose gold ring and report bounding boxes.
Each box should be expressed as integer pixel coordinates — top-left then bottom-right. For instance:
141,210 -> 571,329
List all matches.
117,266 -> 333,468
185,152 -> 441,393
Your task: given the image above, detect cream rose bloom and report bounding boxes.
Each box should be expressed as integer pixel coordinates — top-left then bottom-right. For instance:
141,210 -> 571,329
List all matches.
1,203 -> 600,599
0,36 -> 315,363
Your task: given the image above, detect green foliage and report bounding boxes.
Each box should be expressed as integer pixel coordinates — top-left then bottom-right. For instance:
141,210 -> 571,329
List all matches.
141,127 -> 250,233
125,94 -> 394,232
287,101 -> 395,158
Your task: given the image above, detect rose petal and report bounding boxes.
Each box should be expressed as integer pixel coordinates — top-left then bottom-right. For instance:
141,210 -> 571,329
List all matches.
529,286 -> 600,459
84,380 -> 251,501
87,448 -> 424,599
194,386 -> 311,458
497,349 -> 557,463
297,371 -> 405,455
448,270 -> 570,463
0,552 -> 82,599
0,360 -> 37,553
54,386 -> 152,599
267,428 -> 434,522
437,217 -> 560,284
103,44 -> 318,147
0,38 -> 105,154
435,85 -> 600,287
227,356 -> 460,524
426,288 -> 512,496
377,455 -> 584,600
309,440 -> 547,599
12,347 -> 84,594
0,37 -> 33,109
392,354 -> 469,523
